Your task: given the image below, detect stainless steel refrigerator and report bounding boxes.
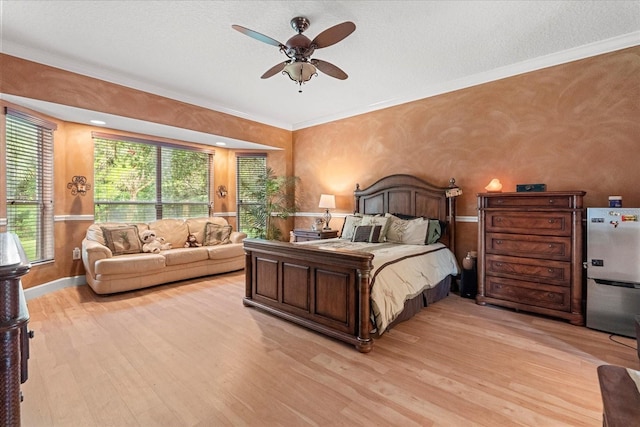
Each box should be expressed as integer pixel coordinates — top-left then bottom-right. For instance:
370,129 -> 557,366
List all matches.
586,208 -> 640,338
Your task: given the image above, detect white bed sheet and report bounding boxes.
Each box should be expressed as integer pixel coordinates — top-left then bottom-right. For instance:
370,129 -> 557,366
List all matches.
296,239 -> 460,334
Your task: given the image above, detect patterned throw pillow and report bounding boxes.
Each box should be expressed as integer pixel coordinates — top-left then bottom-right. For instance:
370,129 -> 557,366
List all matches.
386,216 -> 430,245
425,219 -> 442,244
340,215 -> 363,240
360,214 -> 390,242
203,222 -> 232,246
100,225 -> 142,255
351,225 -> 382,243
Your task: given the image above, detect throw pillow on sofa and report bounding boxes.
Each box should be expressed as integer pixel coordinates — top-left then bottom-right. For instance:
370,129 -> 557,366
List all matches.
101,225 -> 142,255
203,222 -> 232,245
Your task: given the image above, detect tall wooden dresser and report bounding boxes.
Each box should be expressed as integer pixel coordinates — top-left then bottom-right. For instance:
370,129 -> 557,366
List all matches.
477,191 -> 586,325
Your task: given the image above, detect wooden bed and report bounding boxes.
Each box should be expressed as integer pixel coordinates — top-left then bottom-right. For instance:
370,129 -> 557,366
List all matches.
243,174 -> 460,353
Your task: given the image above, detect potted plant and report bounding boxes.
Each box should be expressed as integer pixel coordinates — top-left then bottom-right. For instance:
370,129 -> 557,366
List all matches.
244,167 -> 300,240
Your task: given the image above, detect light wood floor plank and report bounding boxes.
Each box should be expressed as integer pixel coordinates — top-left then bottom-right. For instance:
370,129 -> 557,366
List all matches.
21,271 -> 639,426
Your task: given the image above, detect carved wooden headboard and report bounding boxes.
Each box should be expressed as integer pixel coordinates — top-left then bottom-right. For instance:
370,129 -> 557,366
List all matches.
354,174 -> 459,254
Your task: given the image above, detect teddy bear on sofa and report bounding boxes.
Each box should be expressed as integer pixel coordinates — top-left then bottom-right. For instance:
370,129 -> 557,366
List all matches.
184,233 -> 202,248
139,230 -> 172,253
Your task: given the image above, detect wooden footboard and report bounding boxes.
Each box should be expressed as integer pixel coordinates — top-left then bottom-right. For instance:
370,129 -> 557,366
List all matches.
243,238 -> 375,353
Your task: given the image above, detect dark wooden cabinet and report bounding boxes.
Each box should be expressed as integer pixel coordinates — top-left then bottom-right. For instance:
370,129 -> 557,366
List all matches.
0,233 -> 32,427
477,192 -> 586,325
292,229 -> 339,242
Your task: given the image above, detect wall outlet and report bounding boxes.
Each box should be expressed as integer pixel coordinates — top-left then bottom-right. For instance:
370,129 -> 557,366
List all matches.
72,247 -> 81,260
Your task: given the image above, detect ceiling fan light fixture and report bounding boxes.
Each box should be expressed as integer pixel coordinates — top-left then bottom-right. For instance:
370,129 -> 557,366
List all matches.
233,17 -> 355,92
283,61 -> 317,92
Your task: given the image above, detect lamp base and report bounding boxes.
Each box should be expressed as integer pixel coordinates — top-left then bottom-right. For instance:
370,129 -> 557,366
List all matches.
322,209 -> 332,230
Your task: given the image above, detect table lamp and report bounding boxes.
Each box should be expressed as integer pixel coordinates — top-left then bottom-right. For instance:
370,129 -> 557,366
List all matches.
318,194 -> 336,230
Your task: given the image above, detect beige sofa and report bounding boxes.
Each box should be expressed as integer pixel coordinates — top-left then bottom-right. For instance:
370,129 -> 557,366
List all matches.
82,217 -> 246,294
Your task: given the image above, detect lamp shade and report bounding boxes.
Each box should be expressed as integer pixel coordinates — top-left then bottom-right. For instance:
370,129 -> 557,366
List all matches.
485,178 -> 503,192
283,62 -> 317,84
318,194 -> 336,209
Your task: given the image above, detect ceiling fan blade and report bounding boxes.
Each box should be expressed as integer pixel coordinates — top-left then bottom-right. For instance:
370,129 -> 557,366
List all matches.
232,24 -> 283,47
261,62 -> 286,79
311,21 -> 356,49
313,59 -> 348,80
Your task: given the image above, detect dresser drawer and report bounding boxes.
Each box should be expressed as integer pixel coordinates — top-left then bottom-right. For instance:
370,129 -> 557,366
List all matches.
485,195 -> 575,208
485,276 -> 570,311
485,212 -> 572,236
485,254 -> 571,286
486,233 -> 572,261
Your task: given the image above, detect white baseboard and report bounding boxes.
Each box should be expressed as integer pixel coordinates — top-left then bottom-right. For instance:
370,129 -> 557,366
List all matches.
24,275 -> 87,300
457,216 -> 478,223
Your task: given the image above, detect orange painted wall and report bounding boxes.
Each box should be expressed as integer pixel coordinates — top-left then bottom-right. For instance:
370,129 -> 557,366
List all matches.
292,46 -> 640,261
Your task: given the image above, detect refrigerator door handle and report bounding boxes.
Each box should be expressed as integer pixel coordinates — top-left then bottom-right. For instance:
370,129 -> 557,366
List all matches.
593,278 -> 640,289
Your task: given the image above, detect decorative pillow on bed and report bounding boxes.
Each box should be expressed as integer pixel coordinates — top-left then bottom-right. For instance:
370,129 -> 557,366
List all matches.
340,214 -> 363,240
100,225 -> 143,255
425,219 -> 443,244
203,222 -> 232,245
359,214 -> 390,242
351,225 -> 383,243
385,215 -> 430,245
390,213 -> 445,245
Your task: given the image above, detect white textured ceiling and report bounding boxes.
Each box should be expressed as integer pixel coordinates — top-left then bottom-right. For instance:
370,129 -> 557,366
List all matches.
1,1 -> 639,144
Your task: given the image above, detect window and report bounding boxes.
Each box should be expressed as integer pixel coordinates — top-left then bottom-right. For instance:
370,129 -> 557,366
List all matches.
4,108 -> 56,263
93,132 -> 213,222
236,153 -> 266,237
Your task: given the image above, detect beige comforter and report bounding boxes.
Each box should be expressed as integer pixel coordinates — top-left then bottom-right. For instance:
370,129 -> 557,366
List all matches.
296,239 -> 460,334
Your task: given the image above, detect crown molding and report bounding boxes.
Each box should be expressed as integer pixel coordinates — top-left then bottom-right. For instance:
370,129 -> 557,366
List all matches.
292,31 -> 640,130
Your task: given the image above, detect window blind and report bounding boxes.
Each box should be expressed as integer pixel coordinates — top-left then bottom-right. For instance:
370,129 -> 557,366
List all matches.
236,153 -> 266,236
4,108 -> 56,263
93,133 -> 212,222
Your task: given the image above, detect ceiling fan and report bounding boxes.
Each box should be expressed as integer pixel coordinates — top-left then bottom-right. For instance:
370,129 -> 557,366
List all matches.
232,17 -> 356,92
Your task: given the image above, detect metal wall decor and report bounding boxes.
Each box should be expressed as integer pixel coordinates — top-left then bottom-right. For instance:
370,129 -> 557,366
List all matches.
67,175 -> 91,196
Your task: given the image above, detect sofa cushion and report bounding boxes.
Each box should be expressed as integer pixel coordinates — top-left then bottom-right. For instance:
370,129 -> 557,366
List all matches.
88,222 -> 149,246
162,247 -> 209,266
206,243 -> 244,260
186,217 -> 230,245
148,218 -> 189,248
101,225 -> 143,255
95,253 -> 165,275
203,222 -> 232,245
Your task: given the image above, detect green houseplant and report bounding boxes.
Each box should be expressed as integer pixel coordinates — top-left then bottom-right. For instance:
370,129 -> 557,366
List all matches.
244,167 -> 300,241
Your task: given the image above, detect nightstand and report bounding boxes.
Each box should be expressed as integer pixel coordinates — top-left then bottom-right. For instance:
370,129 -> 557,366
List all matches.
292,229 -> 339,242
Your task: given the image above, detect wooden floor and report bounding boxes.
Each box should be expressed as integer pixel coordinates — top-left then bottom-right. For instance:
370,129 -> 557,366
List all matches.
21,271 -> 638,427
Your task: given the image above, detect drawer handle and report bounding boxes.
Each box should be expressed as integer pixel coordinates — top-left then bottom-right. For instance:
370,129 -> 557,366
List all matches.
496,200 -> 503,204
548,219 -> 555,224
549,199 -> 555,204
496,217 -> 502,222
547,268 -> 554,273
548,244 -> 554,248
496,240 -> 502,244
495,262 -> 503,267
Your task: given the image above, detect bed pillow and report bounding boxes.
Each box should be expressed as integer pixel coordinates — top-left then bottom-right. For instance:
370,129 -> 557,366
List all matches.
391,213 -> 445,244
386,216 -> 430,245
100,225 -> 142,255
351,225 -> 383,243
425,219 -> 443,244
359,214 -> 390,242
203,222 -> 232,245
340,215 -> 363,240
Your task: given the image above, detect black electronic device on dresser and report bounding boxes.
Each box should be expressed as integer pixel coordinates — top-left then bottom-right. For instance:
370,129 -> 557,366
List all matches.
476,191 -> 586,325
